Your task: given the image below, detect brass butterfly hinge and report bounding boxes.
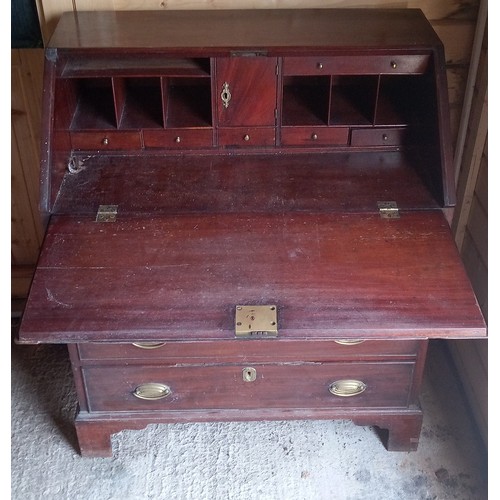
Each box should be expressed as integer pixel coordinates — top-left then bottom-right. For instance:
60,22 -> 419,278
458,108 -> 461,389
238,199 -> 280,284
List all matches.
377,201 -> 400,219
96,205 -> 118,222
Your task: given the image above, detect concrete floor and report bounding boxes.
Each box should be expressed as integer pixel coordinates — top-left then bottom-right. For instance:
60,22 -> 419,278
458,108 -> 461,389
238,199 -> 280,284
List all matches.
11,332 -> 487,500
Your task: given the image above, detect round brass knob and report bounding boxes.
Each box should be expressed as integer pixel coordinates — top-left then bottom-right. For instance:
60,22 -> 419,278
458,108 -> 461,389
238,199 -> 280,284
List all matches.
311,133 -> 318,140
175,136 -> 181,143
382,134 -> 388,141
317,62 -> 323,70
243,134 -> 250,141
102,138 -> 109,146
390,61 -> 397,69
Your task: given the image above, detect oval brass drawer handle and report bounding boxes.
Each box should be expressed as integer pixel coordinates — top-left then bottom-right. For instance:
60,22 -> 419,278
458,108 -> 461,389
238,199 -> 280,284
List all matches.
334,339 -> 365,346
329,379 -> 367,397
133,383 -> 171,400
132,342 -> 167,349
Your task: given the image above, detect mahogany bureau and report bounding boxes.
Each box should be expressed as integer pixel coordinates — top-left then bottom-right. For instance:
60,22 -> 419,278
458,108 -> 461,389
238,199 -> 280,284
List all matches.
18,9 -> 486,457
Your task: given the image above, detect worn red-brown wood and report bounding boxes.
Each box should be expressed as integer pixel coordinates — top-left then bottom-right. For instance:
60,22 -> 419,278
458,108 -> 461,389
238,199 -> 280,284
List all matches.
18,9 -> 486,457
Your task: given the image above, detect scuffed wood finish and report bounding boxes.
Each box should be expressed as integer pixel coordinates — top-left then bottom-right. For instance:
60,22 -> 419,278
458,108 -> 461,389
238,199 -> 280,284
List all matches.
20,211 -> 485,343
50,153 -> 439,215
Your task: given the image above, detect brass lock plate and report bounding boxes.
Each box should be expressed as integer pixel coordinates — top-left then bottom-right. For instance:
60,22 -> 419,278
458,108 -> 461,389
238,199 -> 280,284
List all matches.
235,305 -> 278,338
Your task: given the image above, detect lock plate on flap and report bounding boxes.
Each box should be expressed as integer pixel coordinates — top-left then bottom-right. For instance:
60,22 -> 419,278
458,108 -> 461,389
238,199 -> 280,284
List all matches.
235,305 -> 278,338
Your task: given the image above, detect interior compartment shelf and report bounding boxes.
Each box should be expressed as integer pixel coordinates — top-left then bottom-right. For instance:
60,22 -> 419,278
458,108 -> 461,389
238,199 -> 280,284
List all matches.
70,78 -> 117,130
165,79 -> 212,128
329,76 -> 377,126
282,76 -> 330,126
116,77 -> 164,129
62,56 -> 211,78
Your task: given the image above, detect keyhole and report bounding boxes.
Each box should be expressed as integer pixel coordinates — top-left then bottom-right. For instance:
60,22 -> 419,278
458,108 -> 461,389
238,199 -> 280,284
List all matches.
243,367 -> 257,382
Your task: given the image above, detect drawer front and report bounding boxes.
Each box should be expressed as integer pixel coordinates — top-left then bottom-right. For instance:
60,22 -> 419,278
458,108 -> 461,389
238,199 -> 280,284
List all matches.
283,55 -> 430,75
143,129 -> 213,149
70,131 -> 142,150
350,127 -> 408,146
78,339 -> 422,362
83,362 -> 414,412
281,127 -> 349,147
218,127 -> 276,147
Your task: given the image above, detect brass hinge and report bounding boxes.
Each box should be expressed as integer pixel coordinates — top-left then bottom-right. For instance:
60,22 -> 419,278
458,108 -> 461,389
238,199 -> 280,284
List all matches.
235,305 -> 278,338
377,201 -> 400,219
96,205 -> 118,222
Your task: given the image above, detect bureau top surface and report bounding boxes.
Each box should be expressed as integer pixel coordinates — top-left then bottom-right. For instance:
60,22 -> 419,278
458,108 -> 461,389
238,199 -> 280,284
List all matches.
18,211 -> 486,344
48,9 -> 441,52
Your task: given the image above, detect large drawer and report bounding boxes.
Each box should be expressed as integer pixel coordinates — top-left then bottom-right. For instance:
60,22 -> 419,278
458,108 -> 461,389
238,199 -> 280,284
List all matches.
83,362 -> 414,412
282,55 -> 430,75
77,340 -> 422,363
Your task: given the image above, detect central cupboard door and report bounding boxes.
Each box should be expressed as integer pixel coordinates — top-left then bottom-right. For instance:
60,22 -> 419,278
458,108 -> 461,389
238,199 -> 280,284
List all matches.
216,57 -> 278,146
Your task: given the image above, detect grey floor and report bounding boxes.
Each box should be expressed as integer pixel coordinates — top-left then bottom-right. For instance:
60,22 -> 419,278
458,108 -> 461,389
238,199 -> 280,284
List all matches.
11,326 -> 487,499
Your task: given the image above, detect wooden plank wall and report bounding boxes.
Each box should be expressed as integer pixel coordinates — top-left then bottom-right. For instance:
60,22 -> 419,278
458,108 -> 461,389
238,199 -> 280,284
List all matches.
11,49 -> 45,300
450,12 -> 487,448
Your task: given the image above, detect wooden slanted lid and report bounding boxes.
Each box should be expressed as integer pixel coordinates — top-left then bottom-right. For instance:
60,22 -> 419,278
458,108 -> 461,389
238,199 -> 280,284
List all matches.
18,210 -> 486,344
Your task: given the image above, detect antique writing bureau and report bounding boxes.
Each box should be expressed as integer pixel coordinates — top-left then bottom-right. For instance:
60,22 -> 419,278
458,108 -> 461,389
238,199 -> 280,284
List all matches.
18,9 -> 486,457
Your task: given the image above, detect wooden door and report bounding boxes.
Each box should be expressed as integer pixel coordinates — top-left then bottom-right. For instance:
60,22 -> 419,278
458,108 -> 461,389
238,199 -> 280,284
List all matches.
215,57 -> 277,127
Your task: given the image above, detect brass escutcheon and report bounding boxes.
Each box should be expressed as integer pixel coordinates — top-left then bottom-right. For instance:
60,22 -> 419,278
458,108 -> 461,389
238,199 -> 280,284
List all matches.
242,367 -> 257,382
221,82 -> 231,108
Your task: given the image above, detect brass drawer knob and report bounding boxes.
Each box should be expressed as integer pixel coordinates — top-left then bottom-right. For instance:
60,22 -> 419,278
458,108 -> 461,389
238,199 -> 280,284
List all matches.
132,342 -> 167,349
311,133 -> 318,140
243,134 -> 250,141
102,137 -> 109,146
175,136 -> 181,143
382,133 -> 388,141
317,62 -> 323,69
329,379 -> 366,397
390,61 -> 397,69
133,383 -> 171,400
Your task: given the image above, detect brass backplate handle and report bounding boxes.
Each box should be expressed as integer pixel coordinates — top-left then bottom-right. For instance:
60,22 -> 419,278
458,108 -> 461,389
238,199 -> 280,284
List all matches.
221,82 -> 231,108
133,383 -> 171,400
334,339 -> 365,346
132,342 -> 167,349
329,380 -> 367,397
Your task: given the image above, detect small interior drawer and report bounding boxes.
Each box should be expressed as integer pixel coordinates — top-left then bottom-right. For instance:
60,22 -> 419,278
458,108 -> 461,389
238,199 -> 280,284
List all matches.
143,129 -> 213,149
70,131 -> 142,150
280,127 -> 349,146
77,339 -> 422,363
83,361 -> 414,412
282,55 -> 430,75
350,127 -> 408,147
218,127 -> 276,147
